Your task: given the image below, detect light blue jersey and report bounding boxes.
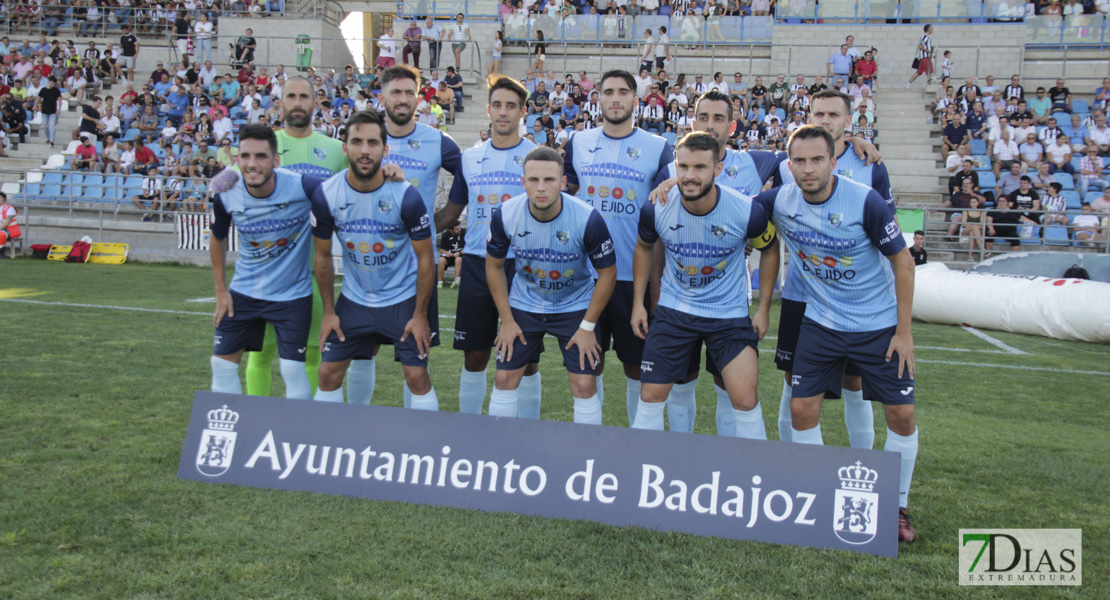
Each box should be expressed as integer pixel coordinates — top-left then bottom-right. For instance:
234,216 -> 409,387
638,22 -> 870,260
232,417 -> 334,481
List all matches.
487,193 -> 616,314
755,177 -> 906,332
639,185 -> 777,319
564,127 -> 673,280
448,138 -> 537,258
384,123 -> 463,239
310,172 -> 431,308
776,142 -> 895,302
663,148 -> 785,197
211,168 -> 323,302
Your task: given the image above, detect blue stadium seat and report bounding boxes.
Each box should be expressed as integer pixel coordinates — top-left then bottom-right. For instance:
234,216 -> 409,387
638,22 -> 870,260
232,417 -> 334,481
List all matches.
1060,125 -> 1075,138
1020,226 -> 1042,245
123,128 -> 140,141
1072,100 -> 1089,114
1044,225 -> 1070,246
774,108 -> 786,123
230,106 -> 245,120
83,174 -> 106,201
978,171 -> 997,190
525,114 -> 539,128
1069,156 -> 1083,172
152,145 -> 166,159
1054,172 -> 1074,190
1086,191 -> 1106,204
103,174 -> 123,201
1061,190 -> 1081,209
41,172 -> 64,200
65,173 -> 84,200
972,155 -> 991,171
123,175 -> 144,199
969,139 -> 987,155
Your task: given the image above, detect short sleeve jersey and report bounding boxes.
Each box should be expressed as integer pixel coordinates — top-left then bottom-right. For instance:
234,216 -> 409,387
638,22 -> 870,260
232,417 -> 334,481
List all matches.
275,130 -> 348,177
211,169 -> 323,301
639,185 -> 776,319
311,173 -> 431,308
487,193 -> 616,314
384,122 -> 463,239
663,148 -> 786,197
755,177 -> 906,333
448,138 -> 537,258
563,127 -> 673,280
774,141 -> 895,302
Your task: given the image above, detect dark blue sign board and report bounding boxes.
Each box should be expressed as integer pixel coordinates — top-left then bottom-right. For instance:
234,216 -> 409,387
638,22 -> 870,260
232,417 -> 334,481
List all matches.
178,392 -> 900,557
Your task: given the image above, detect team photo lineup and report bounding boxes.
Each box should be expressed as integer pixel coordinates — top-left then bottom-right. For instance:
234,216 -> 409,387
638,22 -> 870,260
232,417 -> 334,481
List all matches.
208,65 -> 920,543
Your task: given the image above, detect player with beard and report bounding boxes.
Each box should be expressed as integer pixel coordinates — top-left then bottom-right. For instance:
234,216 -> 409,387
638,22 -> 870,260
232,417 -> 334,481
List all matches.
310,110 -> 440,409
379,65 -> 463,408
562,69 -> 674,426
434,75 -> 541,416
209,125 -> 326,400
630,131 -> 779,436
755,125 -> 919,543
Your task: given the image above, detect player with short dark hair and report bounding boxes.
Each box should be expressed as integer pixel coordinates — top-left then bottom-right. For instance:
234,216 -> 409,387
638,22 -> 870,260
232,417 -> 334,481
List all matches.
756,125 -> 919,543
434,75 -> 541,416
485,147 -> 617,423
209,125 -> 326,400
310,110 -> 440,409
563,69 -> 675,425
631,132 -> 779,435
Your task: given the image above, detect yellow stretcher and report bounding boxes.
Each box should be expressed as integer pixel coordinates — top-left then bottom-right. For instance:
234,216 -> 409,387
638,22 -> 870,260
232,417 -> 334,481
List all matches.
46,243 -> 129,264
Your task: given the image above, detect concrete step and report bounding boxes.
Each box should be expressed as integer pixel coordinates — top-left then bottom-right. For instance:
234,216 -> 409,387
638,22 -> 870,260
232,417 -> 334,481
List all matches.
882,158 -> 944,175
897,192 -> 944,206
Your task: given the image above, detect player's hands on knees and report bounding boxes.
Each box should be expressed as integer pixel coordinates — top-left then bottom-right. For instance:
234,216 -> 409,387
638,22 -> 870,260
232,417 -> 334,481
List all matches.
401,316 -> 432,359
213,290 -> 234,326
752,309 -> 770,340
567,328 -> 600,371
631,304 -> 649,339
319,312 -> 345,347
886,330 -> 915,379
381,163 -> 407,183
649,178 -> 677,205
495,320 -> 525,363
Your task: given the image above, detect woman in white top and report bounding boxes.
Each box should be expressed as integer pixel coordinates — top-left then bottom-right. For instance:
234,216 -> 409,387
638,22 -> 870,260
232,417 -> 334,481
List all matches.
489,31 -> 503,75
194,13 -> 214,64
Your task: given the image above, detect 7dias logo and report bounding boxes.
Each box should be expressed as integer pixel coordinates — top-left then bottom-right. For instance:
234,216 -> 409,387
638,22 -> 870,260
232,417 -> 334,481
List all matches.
196,405 -> 240,477
959,529 -> 1081,586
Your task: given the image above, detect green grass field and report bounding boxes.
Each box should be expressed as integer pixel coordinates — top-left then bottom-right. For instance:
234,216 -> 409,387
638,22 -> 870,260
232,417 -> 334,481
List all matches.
1,260 -> 1106,599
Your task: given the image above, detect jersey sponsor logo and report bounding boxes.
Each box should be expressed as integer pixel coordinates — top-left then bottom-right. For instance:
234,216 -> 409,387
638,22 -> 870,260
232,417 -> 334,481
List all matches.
516,230 -> 532,238
669,224 -> 685,231
900,387 -> 914,396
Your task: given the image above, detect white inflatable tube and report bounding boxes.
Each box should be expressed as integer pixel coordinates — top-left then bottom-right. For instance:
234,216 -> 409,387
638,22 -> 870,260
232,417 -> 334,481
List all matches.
912,263 -> 1110,344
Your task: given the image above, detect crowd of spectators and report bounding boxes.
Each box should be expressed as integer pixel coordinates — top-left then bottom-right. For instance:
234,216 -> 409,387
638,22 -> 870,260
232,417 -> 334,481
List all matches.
936,73 -> 1110,253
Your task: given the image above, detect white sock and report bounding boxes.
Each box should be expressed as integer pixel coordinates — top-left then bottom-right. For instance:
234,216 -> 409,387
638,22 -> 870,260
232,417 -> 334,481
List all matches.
346,358 -> 375,405
314,387 -> 344,403
517,372 -> 542,419
403,380 -> 412,409
631,398 -> 665,430
733,404 -> 768,440
714,384 -> 734,436
459,368 -> 487,414
596,373 -> 604,404
488,387 -> 518,417
791,423 -> 823,445
666,379 -> 698,433
210,356 -> 241,394
885,426 -> 919,509
410,387 -> 439,411
778,381 -> 793,442
572,394 -> 603,425
625,377 -> 642,426
843,388 -> 875,449
279,358 -> 311,400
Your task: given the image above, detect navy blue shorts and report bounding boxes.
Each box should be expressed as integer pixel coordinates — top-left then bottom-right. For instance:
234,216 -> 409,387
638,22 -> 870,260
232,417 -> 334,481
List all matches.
597,280 -> 648,367
791,318 -> 915,405
775,298 -> 861,378
640,306 -> 759,385
497,307 -> 603,374
453,254 -> 516,351
321,294 -> 441,367
213,291 -> 312,361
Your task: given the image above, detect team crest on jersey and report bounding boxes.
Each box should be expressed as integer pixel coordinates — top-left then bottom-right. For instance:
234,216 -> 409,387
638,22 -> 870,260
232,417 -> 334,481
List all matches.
711,225 -> 727,238
833,461 -> 879,545
314,147 -> 327,160
196,405 -> 239,477
379,199 -> 392,214
837,167 -> 854,179
827,212 -> 843,228
556,230 -> 570,244
627,147 -> 641,161
408,139 -> 422,150
726,166 -> 739,177
513,155 -> 525,165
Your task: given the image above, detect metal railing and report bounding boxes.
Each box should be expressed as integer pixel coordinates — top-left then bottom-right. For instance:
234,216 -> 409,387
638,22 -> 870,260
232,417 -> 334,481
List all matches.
922,206 -> 1110,261
397,0 -> 502,19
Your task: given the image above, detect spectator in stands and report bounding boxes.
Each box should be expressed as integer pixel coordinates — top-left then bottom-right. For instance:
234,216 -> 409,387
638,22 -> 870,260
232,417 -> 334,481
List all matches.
853,115 -> 876,142
1017,132 -> 1044,169
444,66 -> 464,113
996,160 -> 1026,200
66,69 -> 90,103
905,24 -> 934,88
950,157 -> 981,195
1030,161 -> 1055,199
961,194 -> 991,260
118,140 -> 136,174
769,73 -> 789,109
944,177 -> 978,238
992,125 -> 1020,177
1045,134 -> 1075,175
438,221 -> 464,287
1048,78 -> 1072,114
1095,77 -> 1110,108
218,73 -> 241,109
857,50 -> 878,89
101,135 -> 121,174
528,81 -> 549,115
828,45 -> 853,82
989,195 -> 1025,251
946,143 -> 974,173
943,115 -> 969,159
137,104 -> 159,138
1039,182 -> 1070,227
132,166 -> 164,222
1028,87 -> 1052,125
910,231 -> 928,265
75,95 -> 104,144
233,29 -> 257,66
70,136 -> 100,171
1072,203 -> 1102,247
1009,176 -> 1040,224
639,96 -> 664,134
402,21 -> 423,68
1090,113 -> 1110,156
1077,145 -> 1107,197
447,13 -> 472,71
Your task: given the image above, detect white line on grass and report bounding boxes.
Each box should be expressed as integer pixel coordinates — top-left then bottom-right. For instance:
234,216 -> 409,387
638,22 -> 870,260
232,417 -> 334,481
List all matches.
961,325 -> 1028,355
1,298 -> 211,316
184,297 -> 216,303
917,359 -> 1110,377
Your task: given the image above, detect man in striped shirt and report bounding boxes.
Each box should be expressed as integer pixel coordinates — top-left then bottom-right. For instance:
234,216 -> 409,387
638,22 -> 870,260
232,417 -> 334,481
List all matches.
904,24 -> 933,88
